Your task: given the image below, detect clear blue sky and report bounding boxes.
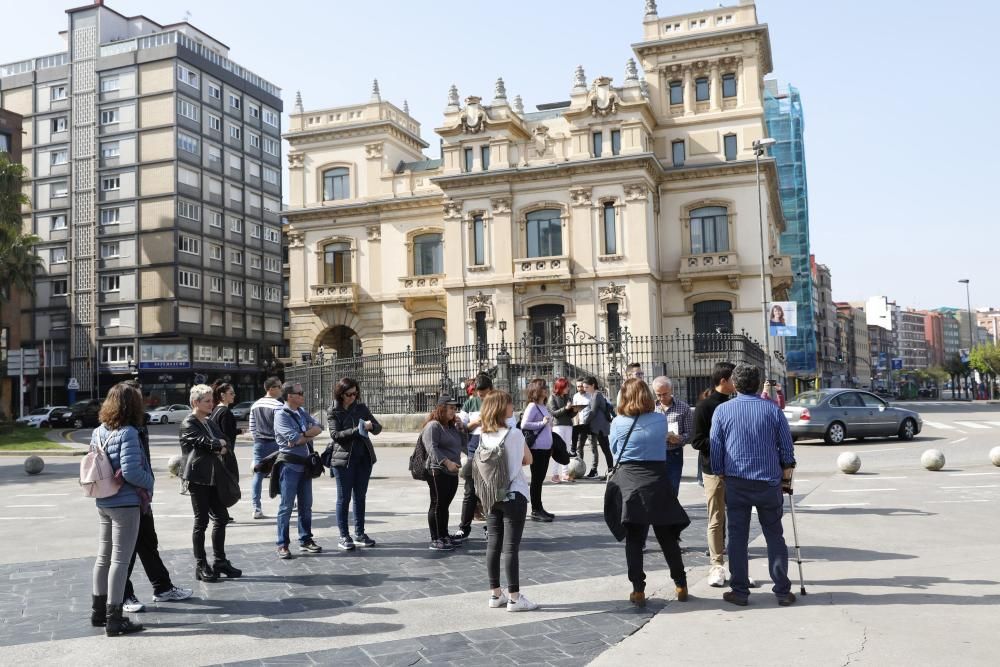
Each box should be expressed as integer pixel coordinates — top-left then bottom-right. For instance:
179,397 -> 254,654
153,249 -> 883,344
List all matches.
3,0 -> 997,311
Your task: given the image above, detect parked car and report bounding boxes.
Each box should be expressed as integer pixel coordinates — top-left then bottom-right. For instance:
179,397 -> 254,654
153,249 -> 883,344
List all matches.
146,404 -> 192,425
230,401 -> 254,421
50,400 -> 103,429
783,389 -> 922,445
15,406 -> 68,428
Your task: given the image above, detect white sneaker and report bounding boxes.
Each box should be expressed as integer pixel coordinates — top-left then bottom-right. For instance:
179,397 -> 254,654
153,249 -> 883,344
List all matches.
152,586 -> 193,602
252,509 -> 265,520
708,566 -> 727,588
507,593 -> 538,612
748,576 -> 759,588
488,589 -> 509,608
122,594 -> 145,613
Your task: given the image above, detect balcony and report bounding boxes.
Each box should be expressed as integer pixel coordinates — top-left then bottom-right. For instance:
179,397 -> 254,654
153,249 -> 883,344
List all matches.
770,254 -> 793,291
511,255 -> 572,291
678,251 -> 739,291
309,283 -> 357,309
397,274 -> 446,309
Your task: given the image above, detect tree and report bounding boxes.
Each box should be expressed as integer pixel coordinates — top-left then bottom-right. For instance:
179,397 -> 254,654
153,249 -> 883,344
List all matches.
942,354 -> 970,400
969,343 -> 1000,400
0,154 -> 41,362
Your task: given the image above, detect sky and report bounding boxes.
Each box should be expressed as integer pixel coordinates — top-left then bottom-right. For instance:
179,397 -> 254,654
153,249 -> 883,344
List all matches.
2,0 -> 997,312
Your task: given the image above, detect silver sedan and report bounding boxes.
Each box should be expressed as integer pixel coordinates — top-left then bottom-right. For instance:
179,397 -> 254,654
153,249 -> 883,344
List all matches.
783,389 -> 922,445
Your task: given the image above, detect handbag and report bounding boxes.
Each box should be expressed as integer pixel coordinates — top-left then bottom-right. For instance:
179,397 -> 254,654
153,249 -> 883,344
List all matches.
521,403 -> 542,448
605,416 -> 639,483
603,416 -> 639,541
213,456 -> 242,508
550,432 -> 570,465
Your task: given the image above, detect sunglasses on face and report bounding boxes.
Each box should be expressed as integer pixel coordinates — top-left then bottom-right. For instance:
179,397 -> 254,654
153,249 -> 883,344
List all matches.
344,391 -> 358,398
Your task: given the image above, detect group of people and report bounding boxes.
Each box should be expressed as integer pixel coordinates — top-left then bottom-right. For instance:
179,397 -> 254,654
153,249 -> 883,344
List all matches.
88,359 -> 799,636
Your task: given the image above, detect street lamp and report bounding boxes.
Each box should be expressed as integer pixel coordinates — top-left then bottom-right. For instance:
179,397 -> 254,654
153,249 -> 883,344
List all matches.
498,319 -> 507,351
127,356 -> 138,382
958,279 -> 975,352
753,137 -> 777,398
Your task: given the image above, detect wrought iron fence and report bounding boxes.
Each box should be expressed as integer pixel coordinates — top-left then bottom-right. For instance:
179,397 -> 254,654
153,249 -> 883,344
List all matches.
284,329 -> 766,415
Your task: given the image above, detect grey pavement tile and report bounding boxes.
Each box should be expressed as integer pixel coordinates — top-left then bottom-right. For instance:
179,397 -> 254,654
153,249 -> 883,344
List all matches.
361,637 -> 428,657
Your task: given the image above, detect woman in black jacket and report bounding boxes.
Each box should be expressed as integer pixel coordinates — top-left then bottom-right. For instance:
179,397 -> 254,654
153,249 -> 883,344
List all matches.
210,382 -> 240,478
180,384 -> 242,582
327,378 -> 382,551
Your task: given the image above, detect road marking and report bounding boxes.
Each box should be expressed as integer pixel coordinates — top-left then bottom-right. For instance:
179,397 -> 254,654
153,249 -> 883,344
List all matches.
831,488 -> 897,492
865,448 -> 905,453
5,504 -> 57,508
800,502 -> 869,507
940,485 -> 999,490
948,472 -> 999,477
922,421 -> 956,430
0,516 -> 65,520
986,422 -> 1000,428
847,476 -> 907,480
955,421 -> 990,429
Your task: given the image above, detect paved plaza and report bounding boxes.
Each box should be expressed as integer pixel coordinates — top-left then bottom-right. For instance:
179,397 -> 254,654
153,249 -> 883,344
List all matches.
1,401 -> 998,665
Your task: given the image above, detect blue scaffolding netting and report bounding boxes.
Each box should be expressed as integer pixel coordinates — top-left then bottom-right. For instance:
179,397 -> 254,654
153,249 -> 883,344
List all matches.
764,82 -> 817,375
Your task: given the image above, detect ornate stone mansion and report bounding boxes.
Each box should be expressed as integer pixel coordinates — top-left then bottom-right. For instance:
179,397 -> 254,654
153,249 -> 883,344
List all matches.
282,0 -> 792,369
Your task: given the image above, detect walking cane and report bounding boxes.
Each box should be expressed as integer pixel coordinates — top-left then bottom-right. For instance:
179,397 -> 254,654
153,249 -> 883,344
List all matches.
784,472 -> 807,595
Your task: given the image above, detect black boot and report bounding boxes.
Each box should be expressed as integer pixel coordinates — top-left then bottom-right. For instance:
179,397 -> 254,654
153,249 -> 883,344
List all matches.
90,594 -> 107,627
105,604 -> 144,636
585,468 -> 598,478
213,560 -> 242,578
195,561 -> 219,582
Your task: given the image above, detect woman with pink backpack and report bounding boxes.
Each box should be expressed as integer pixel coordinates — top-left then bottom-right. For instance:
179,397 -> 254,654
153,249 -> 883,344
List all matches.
88,382 -> 154,637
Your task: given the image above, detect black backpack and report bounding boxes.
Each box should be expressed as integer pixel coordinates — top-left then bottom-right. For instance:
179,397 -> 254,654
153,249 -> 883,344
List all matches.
409,432 -> 429,481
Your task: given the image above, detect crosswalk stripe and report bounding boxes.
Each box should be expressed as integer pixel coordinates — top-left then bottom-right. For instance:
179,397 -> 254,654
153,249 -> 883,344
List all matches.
922,421 -> 955,430
985,422 -> 1000,428
955,421 -> 990,429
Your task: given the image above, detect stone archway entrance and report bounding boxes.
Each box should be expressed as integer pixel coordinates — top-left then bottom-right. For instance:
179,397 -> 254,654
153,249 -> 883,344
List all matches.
319,325 -> 362,359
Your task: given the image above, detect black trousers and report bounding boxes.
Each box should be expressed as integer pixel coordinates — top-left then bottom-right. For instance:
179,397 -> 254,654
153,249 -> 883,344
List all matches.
589,431 -> 613,472
486,494 -> 528,593
459,473 -> 479,533
570,425 -> 588,457
426,472 -> 459,541
625,522 -> 686,592
528,448 -> 551,512
189,482 -> 229,565
123,511 -> 173,600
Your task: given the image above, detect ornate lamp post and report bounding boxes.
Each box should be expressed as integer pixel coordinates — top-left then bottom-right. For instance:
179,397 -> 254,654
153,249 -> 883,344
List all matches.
753,136 -> 777,398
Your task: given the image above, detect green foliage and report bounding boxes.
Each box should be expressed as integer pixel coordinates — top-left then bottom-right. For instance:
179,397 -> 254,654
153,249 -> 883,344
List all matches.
969,343 -> 1000,377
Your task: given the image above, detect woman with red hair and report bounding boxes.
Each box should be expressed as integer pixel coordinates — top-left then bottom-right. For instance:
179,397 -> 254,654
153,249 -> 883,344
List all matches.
546,377 -> 576,482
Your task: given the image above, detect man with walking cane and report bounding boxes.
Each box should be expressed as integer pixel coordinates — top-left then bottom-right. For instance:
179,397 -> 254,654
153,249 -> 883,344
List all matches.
710,363 -> 798,607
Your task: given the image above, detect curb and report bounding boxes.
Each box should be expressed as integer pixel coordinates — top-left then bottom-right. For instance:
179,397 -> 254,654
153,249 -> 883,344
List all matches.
0,450 -> 85,457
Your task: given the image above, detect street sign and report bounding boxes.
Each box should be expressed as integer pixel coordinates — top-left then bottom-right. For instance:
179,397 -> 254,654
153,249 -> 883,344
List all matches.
67,377 -> 80,390
6,349 -> 40,376
891,358 -> 903,371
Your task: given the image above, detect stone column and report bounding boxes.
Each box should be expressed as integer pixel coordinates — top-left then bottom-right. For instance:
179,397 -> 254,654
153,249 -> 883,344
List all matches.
683,66 -> 694,116
710,62 -> 721,111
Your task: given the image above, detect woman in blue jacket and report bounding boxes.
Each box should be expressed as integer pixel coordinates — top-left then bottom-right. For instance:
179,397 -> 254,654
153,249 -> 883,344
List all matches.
90,382 -> 155,637
327,377 -> 382,551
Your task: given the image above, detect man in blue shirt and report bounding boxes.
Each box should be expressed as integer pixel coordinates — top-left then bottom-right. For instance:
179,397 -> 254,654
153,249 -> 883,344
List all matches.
710,363 -> 797,607
273,381 -> 324,559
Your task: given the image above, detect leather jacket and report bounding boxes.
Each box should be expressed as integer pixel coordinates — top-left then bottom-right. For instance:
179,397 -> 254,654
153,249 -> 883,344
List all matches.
326,402 -> 382,468
180,413 -> 225,486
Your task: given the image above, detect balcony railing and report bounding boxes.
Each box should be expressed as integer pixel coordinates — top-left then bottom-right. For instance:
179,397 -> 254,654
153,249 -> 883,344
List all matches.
678,251 -> 739,291
512,255 -> 572,284
398,274 -> 445,298
309,283 -> 358,307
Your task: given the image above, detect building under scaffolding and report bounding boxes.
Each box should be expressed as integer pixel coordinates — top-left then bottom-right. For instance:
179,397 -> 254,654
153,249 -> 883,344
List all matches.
765,82 -> 817,391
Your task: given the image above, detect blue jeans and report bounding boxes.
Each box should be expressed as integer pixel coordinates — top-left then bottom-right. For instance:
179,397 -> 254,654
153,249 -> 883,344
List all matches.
276,466 -> 313,547
251,440 -> 279,511
725,476 -> 791,600
665,448 -> 684,496
332,459 -> 373,538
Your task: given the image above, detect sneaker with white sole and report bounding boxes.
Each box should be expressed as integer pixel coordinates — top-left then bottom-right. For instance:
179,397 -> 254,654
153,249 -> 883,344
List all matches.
252,509 -> 265,520
122,594 -> 145,613
708,566 -> 727,588
488,589 -> 509,608
152,586 -> 193,602
507,594 -> 538,612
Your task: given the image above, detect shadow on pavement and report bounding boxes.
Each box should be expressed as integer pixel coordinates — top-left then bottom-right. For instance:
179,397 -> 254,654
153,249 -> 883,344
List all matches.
797,506 -> 936,517
805,575 -> 999,589
761,545 -> 917,562
143,618 -> 405,639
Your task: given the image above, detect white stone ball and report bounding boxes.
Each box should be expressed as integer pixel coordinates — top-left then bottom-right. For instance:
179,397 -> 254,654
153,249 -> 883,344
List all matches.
837,452 -> 861,474
990,447 -> 1000,467
566,457 -> 587,480
23,455 -> 44,475
167,454 -> 184,477
921,449 -> 945,471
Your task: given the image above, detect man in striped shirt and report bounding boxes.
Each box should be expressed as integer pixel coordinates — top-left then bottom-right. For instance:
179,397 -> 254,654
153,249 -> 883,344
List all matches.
710,363 -> 797,607
249,376 -> 284,520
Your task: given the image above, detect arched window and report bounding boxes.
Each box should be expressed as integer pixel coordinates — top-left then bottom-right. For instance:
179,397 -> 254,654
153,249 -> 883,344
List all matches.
414,317 -> 445,364
693,300 -> 733,352
525,209 -> 562,258
413,233 -> 443,275
323,167 -> 349,200
323,242 -> 351,283
689,206 -> 729,254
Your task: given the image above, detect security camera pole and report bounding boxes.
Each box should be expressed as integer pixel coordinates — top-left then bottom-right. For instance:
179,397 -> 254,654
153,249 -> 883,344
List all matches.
754,137 -> 778,399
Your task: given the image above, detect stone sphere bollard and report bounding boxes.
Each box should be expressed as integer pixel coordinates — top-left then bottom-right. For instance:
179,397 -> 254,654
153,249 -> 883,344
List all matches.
837,452 -> 861,474
921,449 -> 945,471
991,447 -> 1000,467
566,457 -> 587,480
24,455 -> 44,475
167,454 -> 183,477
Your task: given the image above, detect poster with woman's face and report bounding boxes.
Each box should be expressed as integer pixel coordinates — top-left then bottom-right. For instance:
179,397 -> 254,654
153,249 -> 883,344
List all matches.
769,301 -> 798,337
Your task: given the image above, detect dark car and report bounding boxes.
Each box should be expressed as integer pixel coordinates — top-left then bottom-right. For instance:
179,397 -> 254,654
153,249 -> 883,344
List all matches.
50,399 -> 102,429
783,389 -> 922,445
230,401 -> 254,422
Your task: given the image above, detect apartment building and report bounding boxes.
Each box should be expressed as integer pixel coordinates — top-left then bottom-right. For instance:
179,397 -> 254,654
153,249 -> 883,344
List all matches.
0,2 -> 283,405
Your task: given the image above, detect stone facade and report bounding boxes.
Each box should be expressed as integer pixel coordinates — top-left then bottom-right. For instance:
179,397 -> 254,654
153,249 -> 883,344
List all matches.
283,2 -> 791,367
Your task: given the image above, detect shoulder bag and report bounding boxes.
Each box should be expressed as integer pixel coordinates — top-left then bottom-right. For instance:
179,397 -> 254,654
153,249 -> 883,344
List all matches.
605,416 -> 639,483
